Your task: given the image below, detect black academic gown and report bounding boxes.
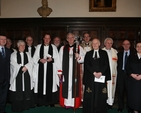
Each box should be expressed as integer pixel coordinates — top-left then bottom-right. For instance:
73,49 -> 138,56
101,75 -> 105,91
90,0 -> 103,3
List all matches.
83,49 -> 111,113
126,53 -> 141,111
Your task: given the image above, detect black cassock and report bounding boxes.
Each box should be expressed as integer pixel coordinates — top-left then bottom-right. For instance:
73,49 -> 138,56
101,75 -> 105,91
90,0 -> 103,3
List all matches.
83,49 -> 111,113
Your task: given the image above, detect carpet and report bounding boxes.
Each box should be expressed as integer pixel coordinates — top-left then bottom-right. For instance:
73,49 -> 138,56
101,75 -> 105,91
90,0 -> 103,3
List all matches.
5,104 -> 128,113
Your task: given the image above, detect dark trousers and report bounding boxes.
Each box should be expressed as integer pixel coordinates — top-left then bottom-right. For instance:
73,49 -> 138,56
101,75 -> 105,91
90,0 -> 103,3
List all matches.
0,81 -> 9,113
117,70 -> 128,110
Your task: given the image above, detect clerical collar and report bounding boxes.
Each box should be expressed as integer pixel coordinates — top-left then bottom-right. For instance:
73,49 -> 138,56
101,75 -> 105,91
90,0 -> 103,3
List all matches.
94,49 -> 99,52
85,43 -> 89,46
44,44 -> 49,46
19,52 -> 24,54
105,48 -> 111,50
69,44 -> 74,47
28,46 -> 31,48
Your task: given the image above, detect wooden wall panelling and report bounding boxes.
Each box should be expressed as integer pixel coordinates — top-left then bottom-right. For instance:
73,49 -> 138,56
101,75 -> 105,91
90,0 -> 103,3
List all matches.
68,26 -> 102,45
2,27 -> 34,48
105,27 -> 138,51
0,18 -> 141,49
37,26 -> 67,45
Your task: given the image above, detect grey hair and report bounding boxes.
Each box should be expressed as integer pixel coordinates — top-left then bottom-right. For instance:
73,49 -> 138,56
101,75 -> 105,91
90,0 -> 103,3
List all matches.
67,33 -> 75,39
17,40 -> 25,47
104,37 -> 113,44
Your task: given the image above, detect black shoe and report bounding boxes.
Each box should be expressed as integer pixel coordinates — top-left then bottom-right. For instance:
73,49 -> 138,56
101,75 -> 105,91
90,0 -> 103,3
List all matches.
118,108 -> 123,112
50,104 -> 55,107
127,106 -> 133,113
107,104 -> 112,109
36,104 -> 43,107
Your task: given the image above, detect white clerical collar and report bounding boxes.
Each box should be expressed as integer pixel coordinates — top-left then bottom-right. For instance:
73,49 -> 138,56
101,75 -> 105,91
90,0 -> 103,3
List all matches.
93,49 -> 100,58
94,49 -> 99,52
20,52 -> 24,54
44,44 -> 49,46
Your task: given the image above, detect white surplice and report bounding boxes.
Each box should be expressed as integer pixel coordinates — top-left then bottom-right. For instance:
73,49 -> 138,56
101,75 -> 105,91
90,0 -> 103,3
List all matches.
59,45 -> 85,107
103,47 -> 118,105
10,51 -> 34,91
33,44 -> 60,95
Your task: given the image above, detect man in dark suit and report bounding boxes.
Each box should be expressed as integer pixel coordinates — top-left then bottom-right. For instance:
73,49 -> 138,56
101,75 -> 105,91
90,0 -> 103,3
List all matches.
0,34 -> 11,113
83,38 -> 111,113
117,40 -> 134,113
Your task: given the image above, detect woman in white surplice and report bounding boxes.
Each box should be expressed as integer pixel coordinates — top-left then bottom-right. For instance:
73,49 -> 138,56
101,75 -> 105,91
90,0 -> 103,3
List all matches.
9,40 -> 34,112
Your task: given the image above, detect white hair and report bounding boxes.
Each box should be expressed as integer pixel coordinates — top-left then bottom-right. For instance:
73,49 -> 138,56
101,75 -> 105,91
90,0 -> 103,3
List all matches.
104,37 -> 113,44
17,40 -> 25,47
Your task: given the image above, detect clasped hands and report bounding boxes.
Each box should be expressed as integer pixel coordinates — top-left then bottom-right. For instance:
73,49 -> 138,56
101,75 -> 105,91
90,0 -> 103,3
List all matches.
93,72 -> 102,78
22,66 -> 28,72
40,57 -> 53,63
131,74 -> 141,80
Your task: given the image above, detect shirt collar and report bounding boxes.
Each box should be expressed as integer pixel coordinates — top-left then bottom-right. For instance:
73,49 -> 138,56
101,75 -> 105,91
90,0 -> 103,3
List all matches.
124,50 -> 130,55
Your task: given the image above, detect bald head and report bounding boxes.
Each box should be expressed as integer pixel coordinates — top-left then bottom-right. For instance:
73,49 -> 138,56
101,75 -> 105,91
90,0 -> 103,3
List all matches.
92,38 -> 100,50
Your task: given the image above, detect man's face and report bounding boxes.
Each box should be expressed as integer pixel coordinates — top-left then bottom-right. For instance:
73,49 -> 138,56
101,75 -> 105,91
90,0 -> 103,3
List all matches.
83,33 -> 90,43
92,39 -> 100,50
53,37 -> 60,47
122,40 -> 130,51
0,36 -> 7,46
6,39 -> 12,48
104,39 -> 113,49
26,37 -> 33,46
67,34 -> 75,45
43,34 -> 51,45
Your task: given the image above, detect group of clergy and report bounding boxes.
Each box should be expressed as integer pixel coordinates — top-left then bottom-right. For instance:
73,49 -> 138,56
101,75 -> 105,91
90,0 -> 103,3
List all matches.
6,32 -> 139,113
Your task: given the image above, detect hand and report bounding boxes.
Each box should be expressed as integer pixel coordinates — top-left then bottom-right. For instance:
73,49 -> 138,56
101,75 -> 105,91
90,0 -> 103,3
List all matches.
93,72 -> 102,78
58,74 -> 62,82
40,58 -> 47,63
22,66 -> 28,72
131,74 -> 138,80
58,74 -> 62,79
75,53 -> 81,60
136,75 -> 141,80
46,57 -> 52,62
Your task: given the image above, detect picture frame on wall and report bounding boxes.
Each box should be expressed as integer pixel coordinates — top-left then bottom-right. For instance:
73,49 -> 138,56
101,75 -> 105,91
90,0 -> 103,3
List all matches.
89,0 -> 116,12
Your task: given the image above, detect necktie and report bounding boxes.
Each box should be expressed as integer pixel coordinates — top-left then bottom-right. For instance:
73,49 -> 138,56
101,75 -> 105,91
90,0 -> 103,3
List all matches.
124,52 -> 128,70
1,47 -> 5,58
95,51 -> 97,59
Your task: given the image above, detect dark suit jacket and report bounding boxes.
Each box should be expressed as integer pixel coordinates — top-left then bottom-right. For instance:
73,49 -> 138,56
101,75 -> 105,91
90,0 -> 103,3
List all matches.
0,47 -> 11,83
117,50 -> 135,76
83,49 -> 111,86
